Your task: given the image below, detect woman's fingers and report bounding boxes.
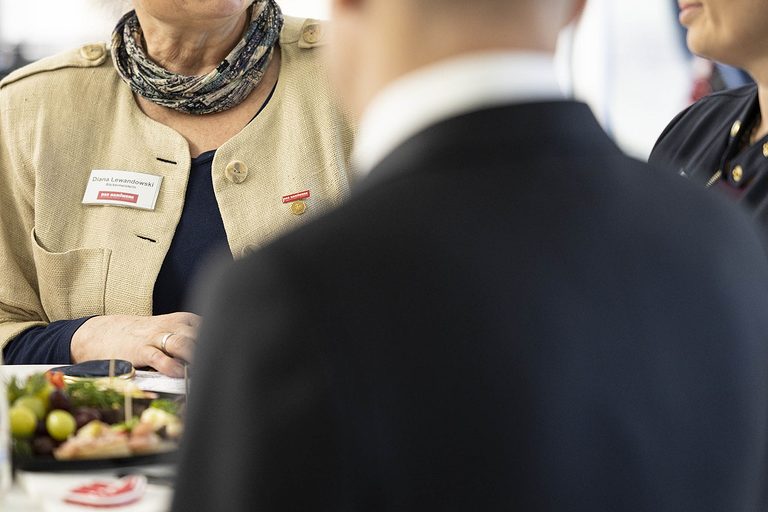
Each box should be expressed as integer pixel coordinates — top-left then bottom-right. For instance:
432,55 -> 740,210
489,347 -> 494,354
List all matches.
187,314 -> 202,328
72,313 -> 201,376
159,328 -> 196,364
142,344 -> 186,378
152,317 -> 198,370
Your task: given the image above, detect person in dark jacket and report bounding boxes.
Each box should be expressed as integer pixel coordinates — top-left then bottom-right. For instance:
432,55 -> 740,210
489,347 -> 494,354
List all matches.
172,0 -> 768,510
651,0 -> 768,233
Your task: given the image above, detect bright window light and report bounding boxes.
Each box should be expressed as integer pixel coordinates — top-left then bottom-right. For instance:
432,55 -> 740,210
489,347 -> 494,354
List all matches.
0,0 -> 330,57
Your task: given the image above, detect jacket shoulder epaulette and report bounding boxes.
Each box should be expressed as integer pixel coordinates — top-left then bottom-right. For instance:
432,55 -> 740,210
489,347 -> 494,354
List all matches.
1,17 -> 325,90
0,43 -> 108,90
280,15 -> 329,49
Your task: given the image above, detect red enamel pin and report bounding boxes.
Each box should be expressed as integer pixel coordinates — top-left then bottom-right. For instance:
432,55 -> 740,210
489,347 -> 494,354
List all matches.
282,190 -> 311,203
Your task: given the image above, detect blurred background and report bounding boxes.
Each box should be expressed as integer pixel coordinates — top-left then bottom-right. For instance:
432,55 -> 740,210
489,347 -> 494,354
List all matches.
0,0 -> 748,159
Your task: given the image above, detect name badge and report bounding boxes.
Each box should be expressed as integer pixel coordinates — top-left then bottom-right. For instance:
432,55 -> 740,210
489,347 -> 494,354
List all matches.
82,170 -> 163,210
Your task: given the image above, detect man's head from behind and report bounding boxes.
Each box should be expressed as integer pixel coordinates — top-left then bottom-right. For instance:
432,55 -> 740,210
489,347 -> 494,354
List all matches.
328,0 -> 586,117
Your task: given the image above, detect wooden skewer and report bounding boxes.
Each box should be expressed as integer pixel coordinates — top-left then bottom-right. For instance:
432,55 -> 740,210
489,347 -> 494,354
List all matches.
125,388 -> 133,424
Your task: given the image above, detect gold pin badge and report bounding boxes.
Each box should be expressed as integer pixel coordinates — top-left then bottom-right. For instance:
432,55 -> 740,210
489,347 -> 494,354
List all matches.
291,200 -> 307,216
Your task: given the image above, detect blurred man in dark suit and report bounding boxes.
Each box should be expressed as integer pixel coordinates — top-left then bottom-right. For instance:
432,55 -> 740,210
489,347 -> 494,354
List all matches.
172,0 -> 768,510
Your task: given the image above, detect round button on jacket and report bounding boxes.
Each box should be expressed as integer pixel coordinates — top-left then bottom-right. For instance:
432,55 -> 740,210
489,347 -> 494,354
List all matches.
241,244 -> 258,258
732,165 -> 744,183
80,44 -> 105,61
730,120 -> 742,138
302,23 -> 323,45
225,161 -> 248,184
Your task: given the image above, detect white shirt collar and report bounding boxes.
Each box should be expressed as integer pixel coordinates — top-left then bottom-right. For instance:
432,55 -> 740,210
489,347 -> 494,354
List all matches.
352,52 -> 564,176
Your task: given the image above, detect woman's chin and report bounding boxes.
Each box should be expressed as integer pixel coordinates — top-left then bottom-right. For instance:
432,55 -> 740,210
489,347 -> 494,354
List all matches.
686,36 -> 721,65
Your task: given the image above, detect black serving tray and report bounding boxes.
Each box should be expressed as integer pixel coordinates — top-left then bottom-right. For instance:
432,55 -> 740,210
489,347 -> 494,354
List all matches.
14,448 -> 178,472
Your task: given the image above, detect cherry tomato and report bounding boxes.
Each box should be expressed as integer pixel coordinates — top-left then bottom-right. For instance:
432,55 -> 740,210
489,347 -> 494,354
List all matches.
46,371 -> 66,389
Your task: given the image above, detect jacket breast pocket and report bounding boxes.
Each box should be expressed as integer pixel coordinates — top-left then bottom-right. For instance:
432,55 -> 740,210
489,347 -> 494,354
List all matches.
31,229 -> 112,321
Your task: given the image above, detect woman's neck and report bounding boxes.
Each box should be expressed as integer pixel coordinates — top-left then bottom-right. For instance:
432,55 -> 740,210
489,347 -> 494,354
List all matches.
133,8 -> 250,76
741,60 -> 768,144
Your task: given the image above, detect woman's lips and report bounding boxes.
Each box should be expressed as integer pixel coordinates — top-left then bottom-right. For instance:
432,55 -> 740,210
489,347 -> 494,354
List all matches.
679,2 -> 703,25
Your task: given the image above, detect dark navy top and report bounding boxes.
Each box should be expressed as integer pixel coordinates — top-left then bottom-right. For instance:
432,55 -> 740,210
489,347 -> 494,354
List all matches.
3,151 -> 230,364
650,84 -> 768,232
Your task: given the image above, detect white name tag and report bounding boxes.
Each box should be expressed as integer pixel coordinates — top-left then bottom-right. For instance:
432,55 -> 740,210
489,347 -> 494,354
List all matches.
82,170 -> 163,210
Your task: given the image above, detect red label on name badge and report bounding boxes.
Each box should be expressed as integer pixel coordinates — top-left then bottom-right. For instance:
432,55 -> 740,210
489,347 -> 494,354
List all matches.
282,190 -> 311,204
97,191 -> 139,204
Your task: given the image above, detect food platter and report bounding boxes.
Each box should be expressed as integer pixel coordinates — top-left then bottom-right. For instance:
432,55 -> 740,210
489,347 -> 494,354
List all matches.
7,367 -> 185,473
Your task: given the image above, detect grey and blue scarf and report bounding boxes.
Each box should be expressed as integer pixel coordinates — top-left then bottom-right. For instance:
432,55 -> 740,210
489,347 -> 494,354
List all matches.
111,0 -> 283,115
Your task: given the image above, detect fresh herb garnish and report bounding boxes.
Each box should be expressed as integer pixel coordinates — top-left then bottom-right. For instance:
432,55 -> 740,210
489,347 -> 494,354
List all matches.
149,399 -> 179,416
67,381 -> 123,409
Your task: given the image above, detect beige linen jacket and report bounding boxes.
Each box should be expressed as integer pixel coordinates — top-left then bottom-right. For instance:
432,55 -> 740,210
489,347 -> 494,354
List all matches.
0,16 -> 354,349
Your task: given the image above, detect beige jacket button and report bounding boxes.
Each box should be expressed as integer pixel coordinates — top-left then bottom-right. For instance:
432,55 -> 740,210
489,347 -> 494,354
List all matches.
80,44 -> 105,61
732,165 -> 744,183
241,244 -> 258,258
762,143 -> 768,158
302,23 -> 323,45
225,161 -> 248,184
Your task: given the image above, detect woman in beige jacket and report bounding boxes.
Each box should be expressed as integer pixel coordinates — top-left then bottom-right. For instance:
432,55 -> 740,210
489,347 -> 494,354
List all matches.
0,0 -> 353,376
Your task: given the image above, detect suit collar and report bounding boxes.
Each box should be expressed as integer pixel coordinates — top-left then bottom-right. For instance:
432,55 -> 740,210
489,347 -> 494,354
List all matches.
356,101 -> 623,194
352,52 -> 562,178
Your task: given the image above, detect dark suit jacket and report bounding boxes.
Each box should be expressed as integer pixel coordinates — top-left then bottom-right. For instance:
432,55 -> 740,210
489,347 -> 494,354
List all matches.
172,102 -> 768,511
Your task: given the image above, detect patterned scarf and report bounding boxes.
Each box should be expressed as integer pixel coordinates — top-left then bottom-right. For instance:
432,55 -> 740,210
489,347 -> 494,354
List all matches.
111,0 -> 283,115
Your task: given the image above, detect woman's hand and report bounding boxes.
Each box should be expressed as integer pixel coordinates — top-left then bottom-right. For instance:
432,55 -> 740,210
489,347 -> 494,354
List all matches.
70,313 -> 201,378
